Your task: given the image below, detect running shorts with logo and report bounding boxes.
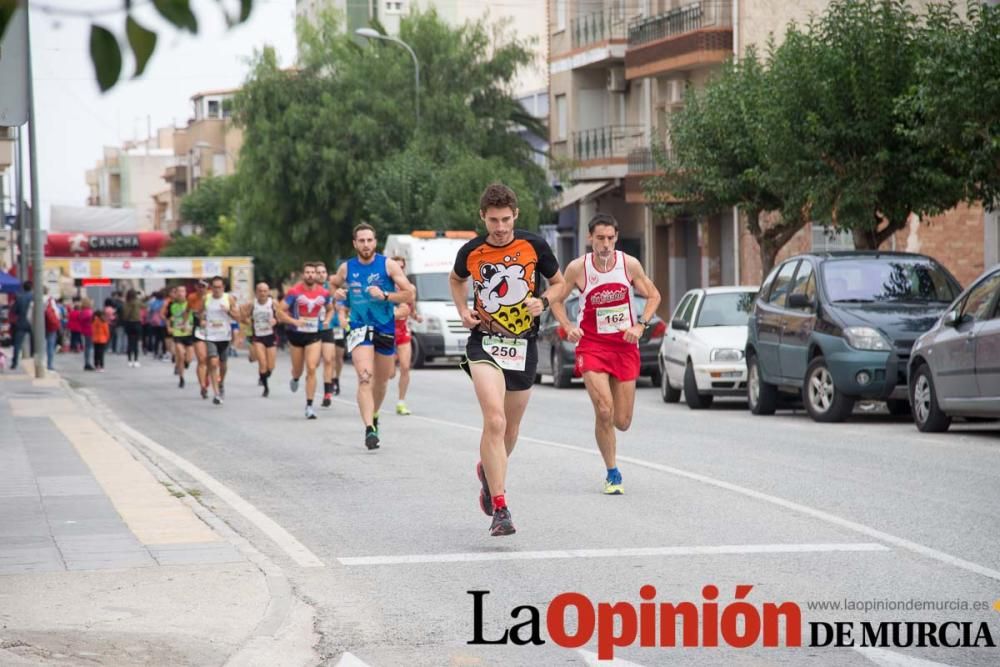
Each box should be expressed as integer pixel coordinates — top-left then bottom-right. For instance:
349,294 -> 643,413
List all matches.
453,230 -> 559,392
284,283 -> 331,348
574,250 -> 641,382
346,254 -> 397,356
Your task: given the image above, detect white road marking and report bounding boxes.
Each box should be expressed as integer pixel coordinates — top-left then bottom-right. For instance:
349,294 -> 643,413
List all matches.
117,422 -> 325,568
333,652 -> 372,667
855,646 -> 956,666
410,414 -> 1000,583
578,648 -> 647,666
339,543 -> 889,566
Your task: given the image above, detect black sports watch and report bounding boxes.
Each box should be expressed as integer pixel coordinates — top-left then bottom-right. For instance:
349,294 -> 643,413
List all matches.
637,316 -> 649,329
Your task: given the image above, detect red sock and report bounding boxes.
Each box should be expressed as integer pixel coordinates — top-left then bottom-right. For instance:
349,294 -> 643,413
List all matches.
492,494 -> 507,511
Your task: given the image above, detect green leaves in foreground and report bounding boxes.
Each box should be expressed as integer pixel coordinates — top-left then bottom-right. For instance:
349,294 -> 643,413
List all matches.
125,17 -> 157,78
89,26 -> 122,93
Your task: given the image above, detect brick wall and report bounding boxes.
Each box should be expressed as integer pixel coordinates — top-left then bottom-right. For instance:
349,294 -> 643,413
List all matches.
738,216 -> 812,285
883,204 -> 985,288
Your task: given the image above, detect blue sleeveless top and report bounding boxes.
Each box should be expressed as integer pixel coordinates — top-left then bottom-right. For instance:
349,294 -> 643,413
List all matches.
346,254 -> 396,335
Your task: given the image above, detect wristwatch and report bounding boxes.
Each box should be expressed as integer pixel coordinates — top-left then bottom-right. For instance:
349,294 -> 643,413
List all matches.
637,316 -> 649,329
540,296 -> 550,310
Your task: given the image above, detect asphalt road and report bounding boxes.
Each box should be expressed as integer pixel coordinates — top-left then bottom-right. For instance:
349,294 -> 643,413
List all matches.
59,349 -> 1000,666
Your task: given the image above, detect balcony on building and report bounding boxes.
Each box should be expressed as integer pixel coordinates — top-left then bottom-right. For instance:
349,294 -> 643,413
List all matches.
570,125 -> 645,180
625,145 -> 679,203
625,0 -> 733,80
552,3 -> 629,75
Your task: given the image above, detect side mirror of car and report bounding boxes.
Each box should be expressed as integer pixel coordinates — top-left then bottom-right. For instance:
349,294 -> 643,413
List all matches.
943,310 -> 962,327
671,318 -> 689,332
787,293 -> 815,310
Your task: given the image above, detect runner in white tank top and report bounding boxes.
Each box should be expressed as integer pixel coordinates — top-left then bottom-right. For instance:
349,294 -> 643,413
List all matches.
549,213 -> 661,496
240,282 -> 279,397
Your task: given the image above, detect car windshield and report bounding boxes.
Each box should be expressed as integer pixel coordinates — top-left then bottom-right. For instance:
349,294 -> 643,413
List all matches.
695,292 -> 757,327
822,259 -> 958,304
412,273 -> 472,302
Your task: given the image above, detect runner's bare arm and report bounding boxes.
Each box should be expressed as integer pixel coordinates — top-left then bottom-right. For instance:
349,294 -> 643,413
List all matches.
449,271 -> 481,329
369,259 -> 415,305
227,296 -> 241,320
525,269 -> 566,317
159,300 -> 171,321
622,256 -> 661,344
330,263 -> 348,300
275,297 -> 301,328
549,258 -> 584,342
323,298 -> 335,327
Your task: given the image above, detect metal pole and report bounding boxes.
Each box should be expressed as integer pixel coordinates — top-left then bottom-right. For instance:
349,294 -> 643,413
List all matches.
25,1 -> 45,378
15,126 -> 27,281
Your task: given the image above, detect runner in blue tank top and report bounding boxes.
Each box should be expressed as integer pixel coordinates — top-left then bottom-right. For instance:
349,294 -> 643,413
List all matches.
330,222 -> 416,451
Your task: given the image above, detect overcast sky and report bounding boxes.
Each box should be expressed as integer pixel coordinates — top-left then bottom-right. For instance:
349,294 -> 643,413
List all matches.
29,0 -> 298,226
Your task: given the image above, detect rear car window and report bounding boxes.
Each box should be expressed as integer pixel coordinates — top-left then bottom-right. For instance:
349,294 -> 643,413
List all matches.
695,292 -> 757,327
822,258 -> 959,304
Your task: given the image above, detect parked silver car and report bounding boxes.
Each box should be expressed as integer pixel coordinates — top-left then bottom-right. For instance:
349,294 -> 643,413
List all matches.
908,264 -> 1000,431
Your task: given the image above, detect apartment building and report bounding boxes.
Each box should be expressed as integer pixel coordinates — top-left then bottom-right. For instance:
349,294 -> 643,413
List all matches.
160,89 -> 244,234
550,0 -> 998,316
84,127 -> 177,232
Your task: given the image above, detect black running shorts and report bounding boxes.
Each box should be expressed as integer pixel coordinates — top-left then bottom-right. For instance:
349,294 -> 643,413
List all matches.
287,331 -> 321,348
206,340 -> 230,359
173,335 -> 195,347
319,328 -> 335,344
460,330 -> 537,392
253,334 -> 276,348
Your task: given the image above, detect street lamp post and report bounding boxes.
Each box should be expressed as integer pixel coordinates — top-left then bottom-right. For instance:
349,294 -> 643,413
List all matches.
355,28 -> 420,126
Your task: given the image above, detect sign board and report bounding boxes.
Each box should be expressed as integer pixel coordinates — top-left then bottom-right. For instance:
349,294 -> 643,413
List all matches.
0,7 -> 29,126
98,258 -> 193,278
45,232 -> 169,257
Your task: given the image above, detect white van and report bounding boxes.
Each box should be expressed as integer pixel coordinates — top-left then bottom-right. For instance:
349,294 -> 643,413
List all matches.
383,232 -> 476,367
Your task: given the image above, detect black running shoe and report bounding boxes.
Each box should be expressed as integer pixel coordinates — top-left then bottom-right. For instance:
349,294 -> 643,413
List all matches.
332,378 -> 340,396
322,393 -> 332,408
490,507 -> 515,536
262,387 -> 269,398
365,426 -> 380,450
201,387 -> 208,400
178,376 -> 185,388
476,461 -> 493,517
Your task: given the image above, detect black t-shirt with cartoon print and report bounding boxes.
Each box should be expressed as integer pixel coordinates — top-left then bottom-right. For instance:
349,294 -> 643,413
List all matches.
453,230 -> 560,339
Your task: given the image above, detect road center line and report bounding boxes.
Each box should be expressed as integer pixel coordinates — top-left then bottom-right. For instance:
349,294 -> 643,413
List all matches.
339,542 -> 889,566
117,422 -> 325,568
408,413 -> 1000,582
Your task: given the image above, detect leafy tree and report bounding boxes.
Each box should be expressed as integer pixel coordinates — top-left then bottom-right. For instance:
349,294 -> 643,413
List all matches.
159,231 -> 214,257
0,0 -> 254,92
234,9 -> 550,275
901,1 -> 1000,210
645,48 -> 807,275
180,175 -> 237,236
762,0 -> 965,248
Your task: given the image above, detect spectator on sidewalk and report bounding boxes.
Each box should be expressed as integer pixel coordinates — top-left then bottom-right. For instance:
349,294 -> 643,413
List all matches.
80,298 -> 95,371
123,289 -> 143,367
92,310 -> 110,372
148,290 -> 167,360
68,297 -> 82,352
10,280 -> 34,370
110,291 -> 126,354
43,289 -> 61,371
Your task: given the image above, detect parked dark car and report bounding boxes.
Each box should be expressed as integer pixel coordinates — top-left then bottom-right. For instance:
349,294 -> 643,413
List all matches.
746,251 -> 962,422
535,294 -> 665,388
908,264 -> 1000,432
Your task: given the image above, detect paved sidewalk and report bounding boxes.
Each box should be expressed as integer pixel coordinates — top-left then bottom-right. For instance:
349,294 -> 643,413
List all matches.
0,360 -> 316,665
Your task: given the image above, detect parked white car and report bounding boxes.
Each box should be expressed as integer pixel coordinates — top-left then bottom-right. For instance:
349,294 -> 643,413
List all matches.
658,286 -> 759,409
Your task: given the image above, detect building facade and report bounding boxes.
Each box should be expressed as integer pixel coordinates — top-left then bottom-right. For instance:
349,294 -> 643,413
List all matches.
84,127 -> 177,233
160,89 -> 244,234
549,0 -> 999,317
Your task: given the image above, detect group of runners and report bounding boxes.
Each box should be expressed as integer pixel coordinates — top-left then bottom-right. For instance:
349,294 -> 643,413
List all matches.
151,183 -> 660,538
154,223 -> 417,451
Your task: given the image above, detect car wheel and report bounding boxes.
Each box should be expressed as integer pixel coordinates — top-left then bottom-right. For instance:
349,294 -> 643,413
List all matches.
803,356 -> 855,423
683,361 -> 713,409
910,364 -> 951,433
747,353 -> 777,415
552,349 -> 572,389
885,399 -> 912,417
410,336 -> 426,369
660,363 -> 681,403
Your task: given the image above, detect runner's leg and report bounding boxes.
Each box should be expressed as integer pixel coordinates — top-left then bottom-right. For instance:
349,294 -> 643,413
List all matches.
397,342 -> 411,403
583,371 -> 617,469
502,387 -> 532,457
304,341 -> 321,402
610,376 -> 636,431
353,345 -> 376,427
372,351 -> 394,416
470,363 -> 509,498
290,345 -> 304,384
